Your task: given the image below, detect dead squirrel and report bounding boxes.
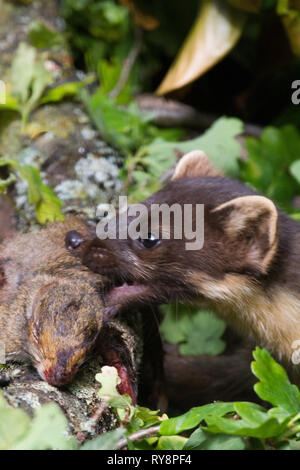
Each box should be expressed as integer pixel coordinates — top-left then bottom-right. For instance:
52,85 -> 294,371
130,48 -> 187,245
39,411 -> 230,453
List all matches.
66,150 -> 300,382
0,217 -> 107,388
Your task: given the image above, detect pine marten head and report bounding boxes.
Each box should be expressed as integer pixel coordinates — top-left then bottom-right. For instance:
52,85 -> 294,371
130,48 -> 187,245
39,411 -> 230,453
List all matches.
26,277 -> 103,387
65,151 -> 296,315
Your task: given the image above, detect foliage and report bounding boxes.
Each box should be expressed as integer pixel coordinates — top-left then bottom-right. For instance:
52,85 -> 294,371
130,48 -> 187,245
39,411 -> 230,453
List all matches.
0,158 -> 64,224
0,0 -> 300,453
160,304 -> 226,356
240,125 -> 300,212
158,348 -> 300,450
0,393 -> 76,450
0,42 -> 89,130
3,349 -> 300,450
11,42 -> 54,128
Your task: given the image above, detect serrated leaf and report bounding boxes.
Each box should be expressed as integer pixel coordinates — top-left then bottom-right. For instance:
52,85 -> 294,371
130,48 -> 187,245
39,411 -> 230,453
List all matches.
160,402 -> 235,436
251,347 -> 300,415
205,401 -> 286,438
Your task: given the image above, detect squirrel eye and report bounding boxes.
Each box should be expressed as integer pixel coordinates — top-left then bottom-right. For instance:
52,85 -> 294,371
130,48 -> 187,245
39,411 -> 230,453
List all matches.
138,234 -> 160,249
65,231 -> 84,250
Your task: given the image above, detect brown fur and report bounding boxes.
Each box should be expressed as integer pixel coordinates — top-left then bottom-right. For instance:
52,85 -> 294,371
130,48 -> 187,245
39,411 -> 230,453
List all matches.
70,151 -> 300,384
0,217 -> 104,386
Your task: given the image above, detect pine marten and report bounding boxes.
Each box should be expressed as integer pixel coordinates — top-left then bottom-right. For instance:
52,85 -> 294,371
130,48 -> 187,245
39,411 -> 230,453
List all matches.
66,150 -> 300,383
0,217 -> 139,401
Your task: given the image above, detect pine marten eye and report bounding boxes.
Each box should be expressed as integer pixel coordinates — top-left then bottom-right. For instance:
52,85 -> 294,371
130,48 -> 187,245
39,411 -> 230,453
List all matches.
138,234 -> 160,249
65,231 -> 84,250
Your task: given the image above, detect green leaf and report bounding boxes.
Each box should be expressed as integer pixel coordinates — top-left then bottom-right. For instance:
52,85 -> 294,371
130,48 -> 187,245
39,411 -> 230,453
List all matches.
18,164 -> 64,224
160,402 -> 235,436
11,42 -> 53,124
205,401 -> 286,438
40,81 -> 87,105
81,89 -> 149,153
184,428 -> 246,450
97,58 -> 132,104
13,403 -> 77,450
240,125 -> 300,211
81,428 -> 125,450
96,365 -> 134,422
28,20 -> 66,49
157,435 -> 187,450
183,427 -> 207,449
160,304 -> 226,356
141,117 -> 243,178
251,347 -> 300,415
11,42 -> 36,105
290,160 -> 300,184
0,393 -> 31,450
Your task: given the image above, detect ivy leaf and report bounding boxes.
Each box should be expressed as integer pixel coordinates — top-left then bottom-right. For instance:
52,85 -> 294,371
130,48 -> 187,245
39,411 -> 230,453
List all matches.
160,304 -> 226,356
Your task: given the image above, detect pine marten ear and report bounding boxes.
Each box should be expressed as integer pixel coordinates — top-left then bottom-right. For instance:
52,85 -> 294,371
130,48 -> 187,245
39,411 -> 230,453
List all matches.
212,195 -> 278,274
172,150 -> 220,180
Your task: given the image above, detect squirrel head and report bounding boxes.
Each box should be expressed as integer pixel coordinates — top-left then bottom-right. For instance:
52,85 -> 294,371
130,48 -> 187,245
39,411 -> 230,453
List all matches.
26,277 -> 103,387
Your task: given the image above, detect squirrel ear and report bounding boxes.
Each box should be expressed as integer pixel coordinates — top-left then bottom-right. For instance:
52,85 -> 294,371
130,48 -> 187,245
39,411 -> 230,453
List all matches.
212,195 -> 278,274
172,150 -> 220,180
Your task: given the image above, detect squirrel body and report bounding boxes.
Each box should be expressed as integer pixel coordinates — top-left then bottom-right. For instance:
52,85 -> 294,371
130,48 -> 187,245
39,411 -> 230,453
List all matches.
0,217 -> 104,387
71,151 -> 300,382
